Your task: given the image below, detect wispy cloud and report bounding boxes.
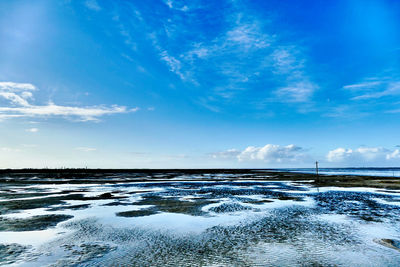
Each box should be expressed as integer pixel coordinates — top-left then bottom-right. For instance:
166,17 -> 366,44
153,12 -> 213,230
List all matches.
271,46 -> 317,103
26,128 -> 38,133
0,82 -> 137,121
386,108 -> 400,113
274,80 -> 317,103
75,147 -> 96,152
323,105 -> 370,119
85,0 -> 101,11
352,82 -> 400,100
116,2 -> 318,110
164,0 -> 189,12
209,149 -> 241,159
343,77 -> 400,100
343,81 -> 382,90
160,50 -> 185,80
174,15 -> 275,92
0,147 -> 21,152
225,21 -> 271,50
21,144 -> 37,148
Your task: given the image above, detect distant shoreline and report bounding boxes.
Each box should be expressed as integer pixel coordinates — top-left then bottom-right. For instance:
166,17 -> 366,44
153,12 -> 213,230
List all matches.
0,167 -> 399,173
0,168 -> 399,189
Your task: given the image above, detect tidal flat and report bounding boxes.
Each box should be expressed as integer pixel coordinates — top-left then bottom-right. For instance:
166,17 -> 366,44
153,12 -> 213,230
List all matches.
1,169 -> 400,266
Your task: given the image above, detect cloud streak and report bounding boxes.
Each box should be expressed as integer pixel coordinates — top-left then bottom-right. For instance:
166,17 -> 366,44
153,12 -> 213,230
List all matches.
75,147 -> 97,152
344,78 -> 400,100
0,82 -> 137,121
26,128 -> 38,133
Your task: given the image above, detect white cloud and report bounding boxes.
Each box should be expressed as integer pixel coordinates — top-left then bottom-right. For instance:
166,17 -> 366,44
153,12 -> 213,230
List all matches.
26,128 -> 38,133
0,82 -> 36,106
0,82 -> 36,91
75,147 -> 96,152
386,149 -> 400,160
326,146 -> 399,163
165,0 -> 173,8
21,91 -> 33,99
0,104 -> 133,121
238,144 -> 307,163
0,82 -> 137,121
0,92 -> 30,106
212,144 -> 308,163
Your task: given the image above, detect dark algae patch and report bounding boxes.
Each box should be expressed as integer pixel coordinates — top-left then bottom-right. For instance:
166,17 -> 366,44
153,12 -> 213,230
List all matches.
313,191 -> 400,222
54,243 -> 116,266
0,243 -> 31,265
375,239 -> 400,252
0,194 -> 86,215
46,203 -> 91,211
0,214 -> 73,231
116,207 -> 159,217
133,195 -> 217,216
0,192 -> 125,215
209,203 -> 254,213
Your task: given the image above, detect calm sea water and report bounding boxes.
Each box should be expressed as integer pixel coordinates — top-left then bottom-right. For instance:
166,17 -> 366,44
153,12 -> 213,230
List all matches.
278,167 -> 400,177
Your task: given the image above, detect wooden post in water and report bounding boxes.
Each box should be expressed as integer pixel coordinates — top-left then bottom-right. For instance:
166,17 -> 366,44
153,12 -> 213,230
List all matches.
315,161 -> 319,183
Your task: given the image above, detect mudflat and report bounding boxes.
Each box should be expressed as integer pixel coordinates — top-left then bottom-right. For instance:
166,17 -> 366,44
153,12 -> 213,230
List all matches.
1,169 -> 400,266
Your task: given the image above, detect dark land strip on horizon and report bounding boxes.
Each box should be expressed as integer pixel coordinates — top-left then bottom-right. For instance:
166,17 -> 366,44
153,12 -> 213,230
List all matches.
0,168 -> 399,189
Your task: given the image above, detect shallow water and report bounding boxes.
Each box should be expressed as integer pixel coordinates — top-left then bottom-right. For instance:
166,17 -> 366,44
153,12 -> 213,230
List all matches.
1,176 -> 400,266
280,167 -> 400,177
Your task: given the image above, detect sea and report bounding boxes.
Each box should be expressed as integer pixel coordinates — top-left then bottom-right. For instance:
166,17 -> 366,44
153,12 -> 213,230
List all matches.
276,167 -> 400,177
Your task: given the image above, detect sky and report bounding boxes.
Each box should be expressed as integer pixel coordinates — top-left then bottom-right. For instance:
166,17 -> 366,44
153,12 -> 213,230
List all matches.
0,0 -> 400,168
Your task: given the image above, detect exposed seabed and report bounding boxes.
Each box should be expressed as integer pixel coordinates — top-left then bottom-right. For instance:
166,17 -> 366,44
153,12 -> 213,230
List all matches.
1,170 -> 400,266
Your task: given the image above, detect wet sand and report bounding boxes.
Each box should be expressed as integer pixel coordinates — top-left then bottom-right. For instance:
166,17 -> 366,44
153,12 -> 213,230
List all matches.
1,169 -> 400,266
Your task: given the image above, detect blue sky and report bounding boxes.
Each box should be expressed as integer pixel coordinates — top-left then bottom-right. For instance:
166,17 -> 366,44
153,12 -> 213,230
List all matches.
0,0 -> 400,168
